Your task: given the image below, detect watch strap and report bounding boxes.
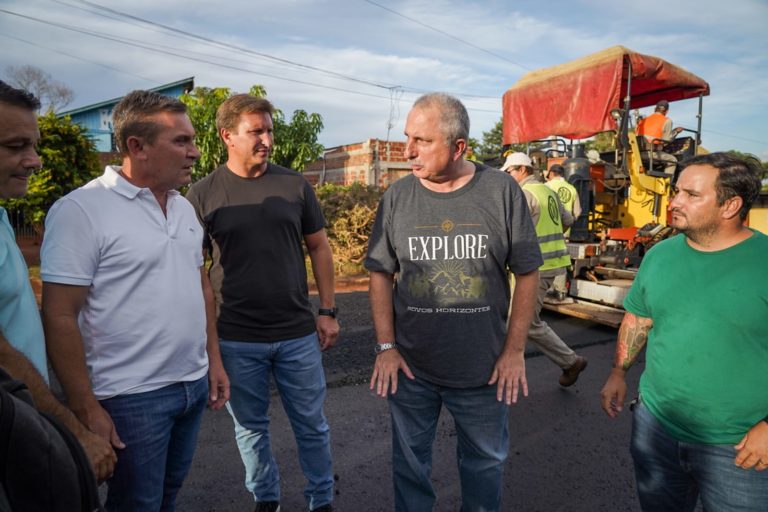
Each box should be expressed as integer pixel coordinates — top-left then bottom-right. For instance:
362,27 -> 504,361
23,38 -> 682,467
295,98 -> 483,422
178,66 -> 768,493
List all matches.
318,307 -> 338,318
375,342 -> 397,355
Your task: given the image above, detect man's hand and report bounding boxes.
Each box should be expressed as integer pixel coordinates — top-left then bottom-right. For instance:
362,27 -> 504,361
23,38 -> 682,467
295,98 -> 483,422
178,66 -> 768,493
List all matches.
75,427 -> 117,483
600,368 -> 628,418
488,349 -> 527,405
370,349 -> 414,397
734,420 -> 768,471
207,360 -> 230,411
316,315 -> 340,351
76,403 -> 125,451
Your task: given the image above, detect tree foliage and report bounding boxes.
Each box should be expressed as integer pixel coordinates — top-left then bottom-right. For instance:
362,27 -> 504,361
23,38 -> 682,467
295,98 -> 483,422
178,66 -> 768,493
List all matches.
585,132 -> 616,152
180,86 -> 232,182
2,113 -> 101,229
180,84 -> 324,181
5,65 -> 74,113
476,119 -> 504,160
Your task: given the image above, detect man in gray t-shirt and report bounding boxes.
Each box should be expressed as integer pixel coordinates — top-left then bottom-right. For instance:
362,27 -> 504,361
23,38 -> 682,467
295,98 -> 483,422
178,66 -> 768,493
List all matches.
365,93 -> 541,512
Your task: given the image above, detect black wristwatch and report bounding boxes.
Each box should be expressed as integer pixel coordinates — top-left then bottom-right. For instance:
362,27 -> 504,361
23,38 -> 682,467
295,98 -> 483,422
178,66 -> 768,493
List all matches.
318,307 -> 338,319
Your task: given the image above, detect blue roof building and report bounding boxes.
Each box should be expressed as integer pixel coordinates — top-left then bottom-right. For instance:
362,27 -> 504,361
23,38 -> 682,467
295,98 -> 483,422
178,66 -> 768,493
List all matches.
59,77 -> 194,152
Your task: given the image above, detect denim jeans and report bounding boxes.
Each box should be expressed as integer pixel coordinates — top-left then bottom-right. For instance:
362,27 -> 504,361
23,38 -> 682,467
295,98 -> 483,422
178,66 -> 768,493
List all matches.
100,376 -> 208,512
631,400 -> 768,511
388,375 -> 510,512
220,333 -> 333,510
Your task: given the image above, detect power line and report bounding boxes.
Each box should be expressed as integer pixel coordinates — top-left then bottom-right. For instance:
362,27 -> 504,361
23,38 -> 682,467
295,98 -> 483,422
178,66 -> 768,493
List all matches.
363,0 -> 531,71
0,33 -> 160,85
702,129 -> 767,146
64,0 -> 500,101
0,8 -> 399,101
73,0 -> 403,91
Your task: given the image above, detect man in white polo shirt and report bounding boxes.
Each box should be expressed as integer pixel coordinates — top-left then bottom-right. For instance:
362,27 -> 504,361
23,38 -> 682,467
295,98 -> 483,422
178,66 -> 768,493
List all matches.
41,90 -> 229,511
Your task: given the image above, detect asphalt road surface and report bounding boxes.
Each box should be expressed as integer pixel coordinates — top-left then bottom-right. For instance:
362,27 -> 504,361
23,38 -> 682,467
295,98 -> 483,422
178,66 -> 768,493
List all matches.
173,291 -> 648,512
168,292 -> 656,512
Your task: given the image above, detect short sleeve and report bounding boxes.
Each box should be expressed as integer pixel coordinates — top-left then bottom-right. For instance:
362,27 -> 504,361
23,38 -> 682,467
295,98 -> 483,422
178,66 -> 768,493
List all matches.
364,192 -> 398,275
302,181 -> 326,235
40,198 -> 99,286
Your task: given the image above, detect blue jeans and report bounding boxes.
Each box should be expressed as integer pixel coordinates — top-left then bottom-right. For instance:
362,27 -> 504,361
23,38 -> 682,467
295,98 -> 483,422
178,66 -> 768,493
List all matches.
388,375 -> 510,512
100,376 -> 208,512
220,333 -> 333,510
631,400 -> 768,511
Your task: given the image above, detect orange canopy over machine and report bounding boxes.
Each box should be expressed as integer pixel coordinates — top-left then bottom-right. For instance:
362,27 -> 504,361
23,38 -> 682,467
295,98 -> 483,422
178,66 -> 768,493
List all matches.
501,45 -> 710,144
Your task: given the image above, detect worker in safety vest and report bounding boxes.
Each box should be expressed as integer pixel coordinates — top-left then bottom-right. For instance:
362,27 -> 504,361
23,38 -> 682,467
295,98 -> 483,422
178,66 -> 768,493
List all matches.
545,163 -> 580,300
636,100 -> 683,144
500,152 -> 588,387
545,164 -> 581,237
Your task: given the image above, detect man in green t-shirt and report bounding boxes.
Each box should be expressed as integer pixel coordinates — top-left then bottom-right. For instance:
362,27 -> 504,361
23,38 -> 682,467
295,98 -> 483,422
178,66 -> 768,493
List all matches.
600,152 -> 768,511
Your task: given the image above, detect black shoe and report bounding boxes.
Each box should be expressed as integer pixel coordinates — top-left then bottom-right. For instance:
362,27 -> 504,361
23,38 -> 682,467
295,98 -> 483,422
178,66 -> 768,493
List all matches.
311,505 -> 333,512
254,502 -> 280,512
559,356 -> 588,387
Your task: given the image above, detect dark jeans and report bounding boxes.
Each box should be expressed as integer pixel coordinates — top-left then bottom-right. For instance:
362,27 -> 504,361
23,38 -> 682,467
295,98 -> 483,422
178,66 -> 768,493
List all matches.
631,400 -> 768,511
388,375 -> 510,512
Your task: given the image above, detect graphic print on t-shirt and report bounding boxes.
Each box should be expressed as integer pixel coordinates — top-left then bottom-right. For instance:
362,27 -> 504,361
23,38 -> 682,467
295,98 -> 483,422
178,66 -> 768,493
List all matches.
404,217 -> 489,303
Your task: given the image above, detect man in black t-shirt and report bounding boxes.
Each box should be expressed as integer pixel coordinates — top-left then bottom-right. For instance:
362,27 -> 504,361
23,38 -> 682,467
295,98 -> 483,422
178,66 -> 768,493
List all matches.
187,94 -> 339,512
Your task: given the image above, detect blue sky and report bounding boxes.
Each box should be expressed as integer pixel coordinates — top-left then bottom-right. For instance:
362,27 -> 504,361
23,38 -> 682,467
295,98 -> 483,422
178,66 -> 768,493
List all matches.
1,0 -> 766,159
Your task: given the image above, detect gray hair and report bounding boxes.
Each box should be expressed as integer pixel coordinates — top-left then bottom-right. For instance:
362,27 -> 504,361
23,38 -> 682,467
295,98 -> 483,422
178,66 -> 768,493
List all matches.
112,90 -> 187,156
412,93 -> 469,146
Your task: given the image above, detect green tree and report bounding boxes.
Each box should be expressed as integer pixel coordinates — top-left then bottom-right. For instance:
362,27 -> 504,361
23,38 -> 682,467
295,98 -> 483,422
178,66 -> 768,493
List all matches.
180,84 -> 324,181
585,132 -> 616,152
180,86 -> 233,181
476,119 -> 503,160
1,113 -> 100,230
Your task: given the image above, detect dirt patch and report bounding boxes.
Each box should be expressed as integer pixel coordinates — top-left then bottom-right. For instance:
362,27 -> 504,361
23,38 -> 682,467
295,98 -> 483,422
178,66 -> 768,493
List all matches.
310,275 -> 369,294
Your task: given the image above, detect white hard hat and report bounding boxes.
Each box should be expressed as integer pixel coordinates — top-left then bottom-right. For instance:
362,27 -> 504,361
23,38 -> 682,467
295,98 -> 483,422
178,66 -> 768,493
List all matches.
500,152 -> 532,171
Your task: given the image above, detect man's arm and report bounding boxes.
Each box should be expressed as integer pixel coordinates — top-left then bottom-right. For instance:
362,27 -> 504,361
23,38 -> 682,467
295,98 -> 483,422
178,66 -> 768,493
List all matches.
304,229 -> 340,351
200,268 -> 229,410
368,271 -> 414,397
0,331 -> 116,480
600,311 -> 653,417
489,268 -> 538,404
42,282 -> 125,450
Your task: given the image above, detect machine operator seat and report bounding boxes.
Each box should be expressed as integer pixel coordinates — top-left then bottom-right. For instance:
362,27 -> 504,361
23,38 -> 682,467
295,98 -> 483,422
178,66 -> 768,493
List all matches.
636,136 -> 678,178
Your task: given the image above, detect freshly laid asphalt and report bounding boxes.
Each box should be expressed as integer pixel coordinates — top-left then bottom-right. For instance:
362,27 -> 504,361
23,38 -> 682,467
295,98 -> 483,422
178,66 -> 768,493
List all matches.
171,291 -> 652,512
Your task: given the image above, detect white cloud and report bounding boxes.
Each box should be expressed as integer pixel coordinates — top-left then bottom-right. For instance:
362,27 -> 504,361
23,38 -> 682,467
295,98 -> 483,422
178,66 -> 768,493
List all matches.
0,0 -> 764,155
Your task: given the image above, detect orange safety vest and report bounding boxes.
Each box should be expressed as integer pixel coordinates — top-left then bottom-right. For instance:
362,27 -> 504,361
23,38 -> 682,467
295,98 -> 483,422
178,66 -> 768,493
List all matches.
637,112 -> 669,142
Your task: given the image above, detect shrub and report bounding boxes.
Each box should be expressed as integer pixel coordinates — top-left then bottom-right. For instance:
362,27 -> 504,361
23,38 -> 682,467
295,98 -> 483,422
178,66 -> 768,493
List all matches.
316,183 -> 383,275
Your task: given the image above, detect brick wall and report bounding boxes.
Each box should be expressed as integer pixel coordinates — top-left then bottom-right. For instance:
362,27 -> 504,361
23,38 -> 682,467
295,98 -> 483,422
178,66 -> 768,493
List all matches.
304,139 -> 411,187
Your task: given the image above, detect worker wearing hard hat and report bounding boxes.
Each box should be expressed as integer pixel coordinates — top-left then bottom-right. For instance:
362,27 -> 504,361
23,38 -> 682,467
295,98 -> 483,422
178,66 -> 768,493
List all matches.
636,100 -> 684,143
501,152 -> 588,387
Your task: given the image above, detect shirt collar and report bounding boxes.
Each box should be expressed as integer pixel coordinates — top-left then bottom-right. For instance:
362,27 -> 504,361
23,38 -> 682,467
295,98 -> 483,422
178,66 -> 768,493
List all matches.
101,165 -> 180,200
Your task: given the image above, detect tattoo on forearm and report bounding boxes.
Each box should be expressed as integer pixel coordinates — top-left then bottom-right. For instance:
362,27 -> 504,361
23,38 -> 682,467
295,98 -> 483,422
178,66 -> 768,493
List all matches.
615,314 -> 652,371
